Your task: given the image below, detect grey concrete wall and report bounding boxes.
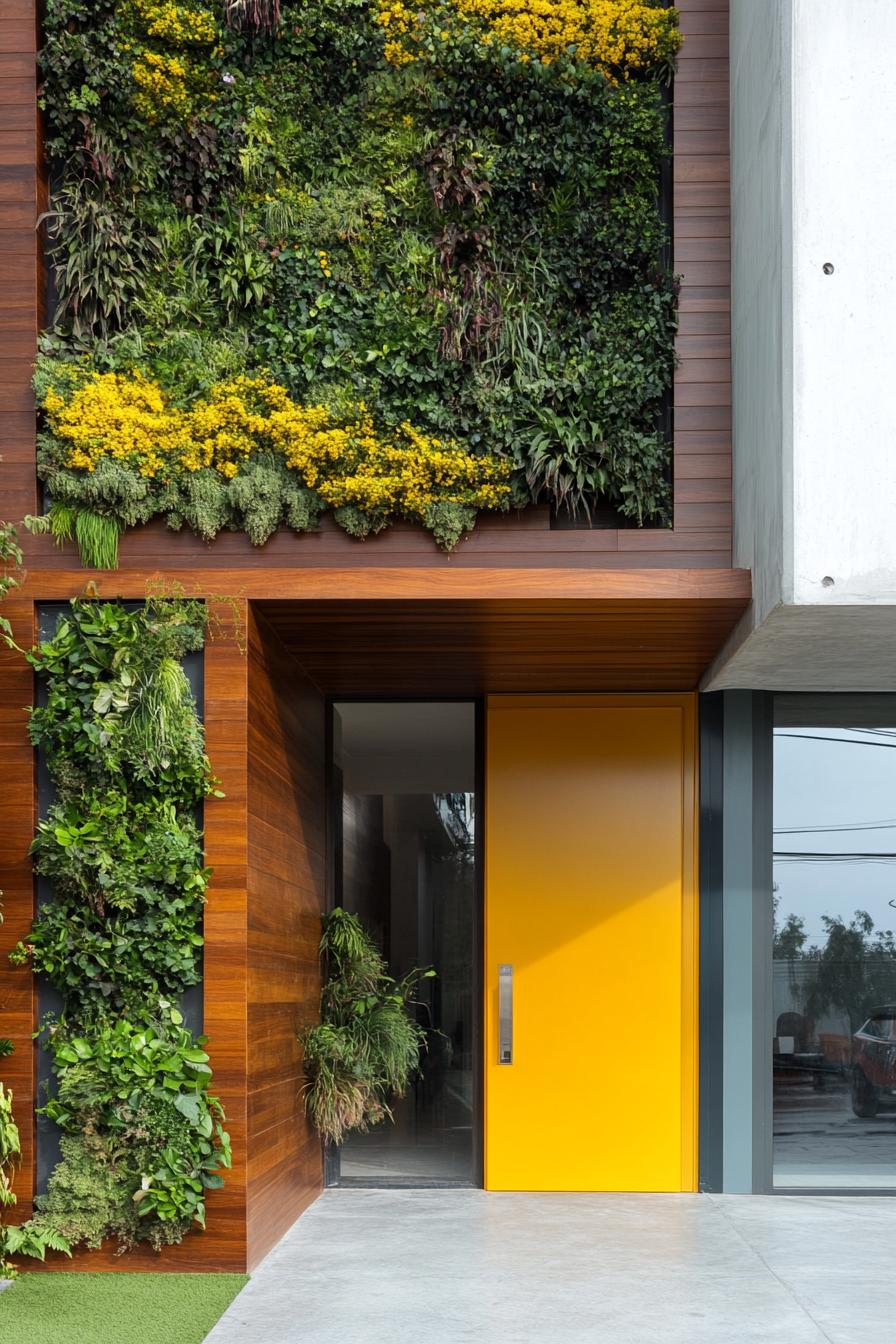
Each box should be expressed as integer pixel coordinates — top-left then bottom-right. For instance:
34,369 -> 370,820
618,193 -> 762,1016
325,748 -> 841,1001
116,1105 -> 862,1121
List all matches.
710,2 -> 896,691
728,0 -> 792,628
789,0 -> 896,608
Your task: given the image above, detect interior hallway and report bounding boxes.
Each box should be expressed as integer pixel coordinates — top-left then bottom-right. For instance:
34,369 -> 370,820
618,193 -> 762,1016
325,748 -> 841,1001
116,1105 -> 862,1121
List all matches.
205,1189 -> 887,1343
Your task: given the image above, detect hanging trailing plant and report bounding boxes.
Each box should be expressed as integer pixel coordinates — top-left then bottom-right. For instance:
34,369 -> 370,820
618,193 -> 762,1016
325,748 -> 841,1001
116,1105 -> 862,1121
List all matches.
301,908 -> 435,1145
10,595 -> 231,1257
224,0 -> 281,33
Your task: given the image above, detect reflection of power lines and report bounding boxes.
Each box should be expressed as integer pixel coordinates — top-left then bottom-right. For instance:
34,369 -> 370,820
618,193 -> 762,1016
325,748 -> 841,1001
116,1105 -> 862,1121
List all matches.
777,731 -> 896,749
775,851 -> 896,864
776,819 -> 896,834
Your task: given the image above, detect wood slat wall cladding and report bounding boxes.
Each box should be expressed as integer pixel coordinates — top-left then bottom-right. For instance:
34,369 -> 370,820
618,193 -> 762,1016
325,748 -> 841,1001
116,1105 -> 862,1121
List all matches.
3,0 -> 732,574
258,595 -> 748,695
12,564 -> 751,696
246,610 -> 326,1270
0,601 -> 37,1222
0,0 -> 737,1274
0,0 -> 40,525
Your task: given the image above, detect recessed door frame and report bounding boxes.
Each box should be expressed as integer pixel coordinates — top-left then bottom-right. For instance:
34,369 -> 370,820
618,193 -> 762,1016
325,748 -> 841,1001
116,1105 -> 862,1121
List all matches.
323,695 -> 485,1189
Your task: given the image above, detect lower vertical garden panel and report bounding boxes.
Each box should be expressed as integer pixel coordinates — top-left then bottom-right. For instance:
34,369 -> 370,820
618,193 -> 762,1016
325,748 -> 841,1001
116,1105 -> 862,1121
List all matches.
6,597 -> 251,1272
485,695 -> 698,1193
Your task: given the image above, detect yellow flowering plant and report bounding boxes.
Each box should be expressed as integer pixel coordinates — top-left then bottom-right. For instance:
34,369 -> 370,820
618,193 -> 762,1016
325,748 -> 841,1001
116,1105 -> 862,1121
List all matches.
125,0 -> 221,124
33,363 -> 511,566
376,0 -> 681,78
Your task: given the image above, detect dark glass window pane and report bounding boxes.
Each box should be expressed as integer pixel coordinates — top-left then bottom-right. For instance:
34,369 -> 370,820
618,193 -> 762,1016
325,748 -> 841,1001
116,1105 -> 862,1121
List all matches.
331,702 -> 477,1187
773,726 -> 896,1189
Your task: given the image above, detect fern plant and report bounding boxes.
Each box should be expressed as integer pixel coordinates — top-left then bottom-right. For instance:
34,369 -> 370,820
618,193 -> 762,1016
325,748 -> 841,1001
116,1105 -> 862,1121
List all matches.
301,909 -> 435,1146
0,1074 -> 71,1273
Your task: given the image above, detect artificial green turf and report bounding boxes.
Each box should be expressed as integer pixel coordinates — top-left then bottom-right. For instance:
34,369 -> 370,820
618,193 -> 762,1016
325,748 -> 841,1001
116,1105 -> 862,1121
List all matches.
0,1272 -> 248,1344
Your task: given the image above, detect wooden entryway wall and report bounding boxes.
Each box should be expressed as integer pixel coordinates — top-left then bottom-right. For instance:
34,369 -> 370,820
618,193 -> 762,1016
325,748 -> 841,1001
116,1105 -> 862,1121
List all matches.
0,0 -> 737,1272
0,602 -> 326,1272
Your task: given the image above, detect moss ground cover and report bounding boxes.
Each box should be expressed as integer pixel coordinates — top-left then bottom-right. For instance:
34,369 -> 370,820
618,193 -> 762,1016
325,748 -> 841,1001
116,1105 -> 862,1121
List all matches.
35,0 -> 680,565
0,1272 -> 248,1344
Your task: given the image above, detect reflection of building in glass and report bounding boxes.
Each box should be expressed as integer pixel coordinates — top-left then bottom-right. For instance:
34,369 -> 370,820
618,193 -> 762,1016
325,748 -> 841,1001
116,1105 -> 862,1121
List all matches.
772,726 -> 896,1190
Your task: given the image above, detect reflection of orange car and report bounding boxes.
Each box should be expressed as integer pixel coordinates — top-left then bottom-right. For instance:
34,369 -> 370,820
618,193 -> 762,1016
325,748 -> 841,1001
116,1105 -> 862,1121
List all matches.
851,1007 -> 896,1117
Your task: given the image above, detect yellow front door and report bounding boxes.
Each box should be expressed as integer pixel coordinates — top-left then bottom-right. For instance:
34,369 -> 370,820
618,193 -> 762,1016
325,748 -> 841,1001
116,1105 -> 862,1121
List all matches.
484,695 -> 697,1192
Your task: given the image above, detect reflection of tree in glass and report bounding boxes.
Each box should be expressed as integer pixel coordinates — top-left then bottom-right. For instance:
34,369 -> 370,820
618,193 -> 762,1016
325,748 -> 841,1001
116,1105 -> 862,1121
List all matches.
773,896 -> 808,961
775,904 -> 896,1032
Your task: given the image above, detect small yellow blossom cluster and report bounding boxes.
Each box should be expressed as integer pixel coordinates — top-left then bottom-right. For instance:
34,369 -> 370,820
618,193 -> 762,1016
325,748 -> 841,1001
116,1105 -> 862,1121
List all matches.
376,1 -> 422,64
270,399 -> 511,516
132,51 -> 196,122
43,371 -> 511,519
43,371 -> 186,480
126,0 -> 220,124
317,250 -> 333,279
377,0 -> 681,78
130,0 -> 218,44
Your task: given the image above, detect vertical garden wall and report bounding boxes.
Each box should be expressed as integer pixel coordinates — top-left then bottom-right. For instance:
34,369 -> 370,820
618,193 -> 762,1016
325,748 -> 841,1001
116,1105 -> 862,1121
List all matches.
9,597 -> 231,1257
32,0 -> 681,567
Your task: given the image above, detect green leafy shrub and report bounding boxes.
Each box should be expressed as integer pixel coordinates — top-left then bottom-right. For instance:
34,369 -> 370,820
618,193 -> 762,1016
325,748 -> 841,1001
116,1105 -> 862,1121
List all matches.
28,1133 -> 142,1253
26,596 -> 213,802
32,1007 -> 231,1249
11,596 -> 230,1256
36,0 -> 680,561
15,795 -> 208,1017
302,908 -> 434,1145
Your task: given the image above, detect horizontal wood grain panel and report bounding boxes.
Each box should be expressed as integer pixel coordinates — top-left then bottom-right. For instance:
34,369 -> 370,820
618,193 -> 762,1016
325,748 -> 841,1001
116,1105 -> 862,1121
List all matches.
0,77 -> 33,103
675,57 -> 728,82
678,33 -> 728,59
676,334 -> 731,358
259,588 -> 749,694
676,236 -> 730,262
674,128 -> 729,156
17,565 -> 748,601
674,103 -> 728,132
680,9 -> 728,33
674,358 -> 731,383
675,380 -> 731,405
246,610 -> 325,1268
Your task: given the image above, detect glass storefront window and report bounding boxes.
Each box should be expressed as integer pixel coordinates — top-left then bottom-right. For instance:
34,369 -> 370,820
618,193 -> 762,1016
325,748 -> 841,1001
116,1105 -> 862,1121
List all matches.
773,723 -> 896,1189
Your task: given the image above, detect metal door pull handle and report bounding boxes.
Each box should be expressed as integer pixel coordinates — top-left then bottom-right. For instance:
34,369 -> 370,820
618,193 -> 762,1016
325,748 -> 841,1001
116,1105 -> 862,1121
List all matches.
498,963 -> 513,1064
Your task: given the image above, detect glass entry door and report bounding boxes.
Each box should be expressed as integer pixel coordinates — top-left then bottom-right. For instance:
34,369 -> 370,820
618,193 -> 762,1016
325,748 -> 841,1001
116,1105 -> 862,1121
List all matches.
329,701 -> 479,1186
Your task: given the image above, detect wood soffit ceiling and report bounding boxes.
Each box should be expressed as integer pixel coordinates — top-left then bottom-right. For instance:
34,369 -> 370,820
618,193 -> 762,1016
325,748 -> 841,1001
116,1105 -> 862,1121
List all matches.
257,591 -> 750,694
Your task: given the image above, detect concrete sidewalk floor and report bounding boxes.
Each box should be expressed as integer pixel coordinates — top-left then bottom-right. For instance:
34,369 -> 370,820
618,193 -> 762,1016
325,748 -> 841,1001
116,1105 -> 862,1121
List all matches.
205,1190 -> 890,1344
